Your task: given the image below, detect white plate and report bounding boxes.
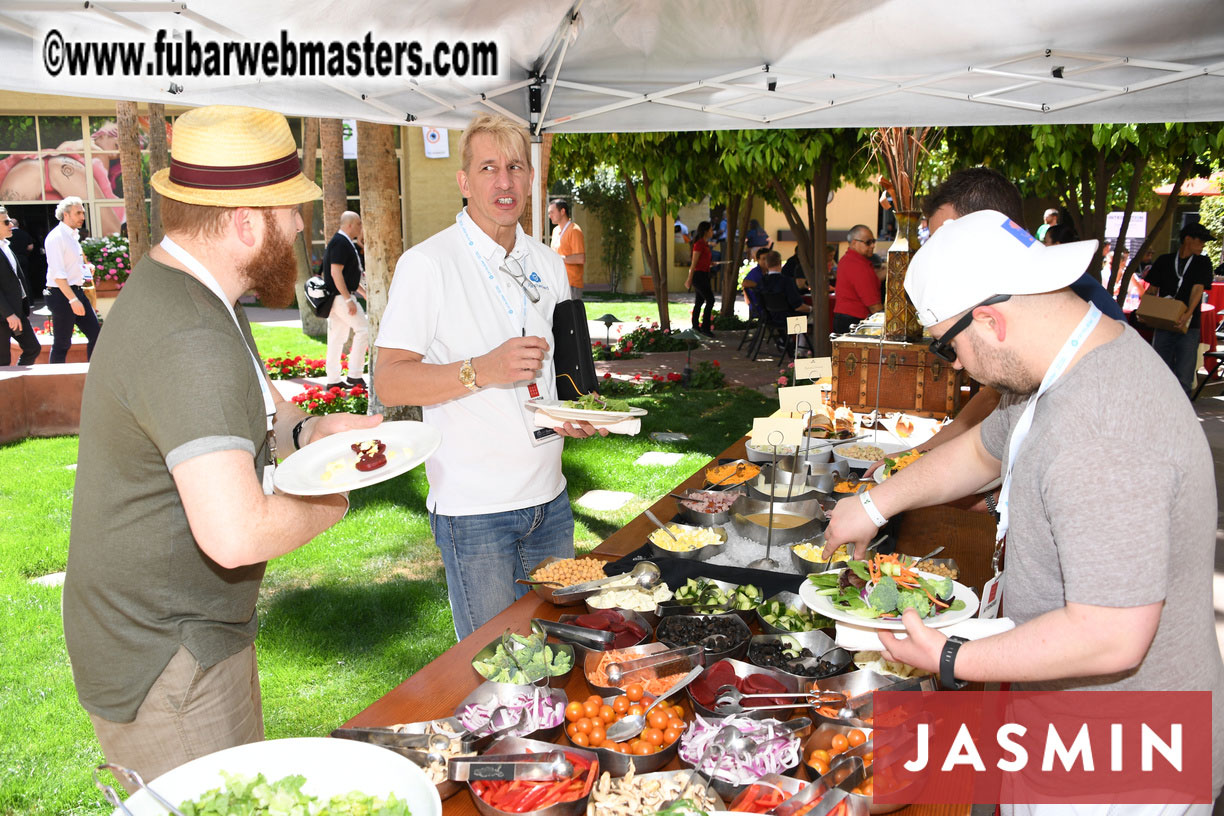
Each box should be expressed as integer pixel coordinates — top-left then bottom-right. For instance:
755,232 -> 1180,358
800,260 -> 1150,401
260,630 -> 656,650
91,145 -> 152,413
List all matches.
799,568 -> 980,630
879,413 -> 943,447
115,737 -> 443,816
526,398 -> 648,423
273,420 -> 441,496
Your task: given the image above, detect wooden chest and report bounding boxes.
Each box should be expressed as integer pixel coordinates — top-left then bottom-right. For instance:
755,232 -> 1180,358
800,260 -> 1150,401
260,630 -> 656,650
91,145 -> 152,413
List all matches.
830,338 -> 966,418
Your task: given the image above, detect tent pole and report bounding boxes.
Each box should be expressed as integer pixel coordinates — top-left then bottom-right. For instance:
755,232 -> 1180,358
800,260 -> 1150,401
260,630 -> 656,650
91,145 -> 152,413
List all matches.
531,141 -> 542,242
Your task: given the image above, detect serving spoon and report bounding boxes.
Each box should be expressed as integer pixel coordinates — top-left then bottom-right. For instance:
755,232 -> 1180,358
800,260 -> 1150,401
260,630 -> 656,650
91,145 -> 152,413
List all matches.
644,508 -> 678,541
550,561 -> 661,599
604,665 -> 703,742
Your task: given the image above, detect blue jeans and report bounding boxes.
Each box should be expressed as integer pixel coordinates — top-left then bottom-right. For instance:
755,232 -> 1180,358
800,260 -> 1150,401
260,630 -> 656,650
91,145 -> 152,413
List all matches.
430,489 -> 575,641
1152,328 -> 1200,395
46,285 -> 100,363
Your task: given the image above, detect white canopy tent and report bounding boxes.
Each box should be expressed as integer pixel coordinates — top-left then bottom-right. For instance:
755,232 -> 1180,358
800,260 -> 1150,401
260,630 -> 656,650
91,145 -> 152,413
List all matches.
2,0 -> 1222,236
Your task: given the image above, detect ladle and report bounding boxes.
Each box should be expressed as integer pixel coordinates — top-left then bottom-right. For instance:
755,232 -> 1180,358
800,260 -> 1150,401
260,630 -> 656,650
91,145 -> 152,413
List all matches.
604,665 -> 703,742
908,545 -> 946,569
550,561 -> 661,599
644,508 -> 678,541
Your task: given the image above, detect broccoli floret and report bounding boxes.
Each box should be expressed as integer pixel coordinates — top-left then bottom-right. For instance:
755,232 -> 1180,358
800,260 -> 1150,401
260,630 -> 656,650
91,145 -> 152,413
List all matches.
897,589 -> 931,618
868,576 -> 900,612
925,576 -> 953,599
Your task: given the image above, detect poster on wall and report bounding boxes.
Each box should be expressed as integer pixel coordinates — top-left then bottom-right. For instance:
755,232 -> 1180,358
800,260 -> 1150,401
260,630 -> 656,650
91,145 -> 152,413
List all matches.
423,127 -> 449,159
342,119 -> 358,159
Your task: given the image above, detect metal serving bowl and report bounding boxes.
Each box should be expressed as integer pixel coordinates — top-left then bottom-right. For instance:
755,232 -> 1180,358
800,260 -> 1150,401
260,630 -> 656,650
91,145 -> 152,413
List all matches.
686,657 -> 803,721
730,495 -> 826,547
756,591 -> 832,637
748,464 -> 819,503
677,716 -> 805,802
646,524 -> 729,562
746,441 -> 798,463
724,774 -> 809,812
524,556 -> 608,607
805,460 -> 849,494
810,670 -> 937,729
802,728 -> 898,814
655,612 -> 752,664
898,555 -> 961,582
675,486 -> 745,526
586,769 -> 726,814
453,681 -> 568,744
657,577 -> 738,617
341,716 -> 471,801
560,692 -> 680,776
471,634 -> 575,689
556,609 -> 652,663
747,632 -> 852,682
789,537 -> 850,575
467,735 -> 599,816
583,641 -> 671,697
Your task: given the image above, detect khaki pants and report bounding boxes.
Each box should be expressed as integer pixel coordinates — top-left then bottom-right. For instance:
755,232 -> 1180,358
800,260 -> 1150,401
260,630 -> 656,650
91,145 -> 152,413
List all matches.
89,644 -> 263,792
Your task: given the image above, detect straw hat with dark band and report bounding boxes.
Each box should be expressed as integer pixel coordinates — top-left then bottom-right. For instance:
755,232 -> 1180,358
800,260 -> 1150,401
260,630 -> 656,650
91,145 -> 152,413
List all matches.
151,105 -> 321,207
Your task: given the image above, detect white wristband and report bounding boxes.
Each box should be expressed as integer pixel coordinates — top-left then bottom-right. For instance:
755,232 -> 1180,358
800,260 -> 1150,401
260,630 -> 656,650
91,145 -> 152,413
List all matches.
859,491 -> 888,528
68,297 -> 79,304
346,295 -> 356,302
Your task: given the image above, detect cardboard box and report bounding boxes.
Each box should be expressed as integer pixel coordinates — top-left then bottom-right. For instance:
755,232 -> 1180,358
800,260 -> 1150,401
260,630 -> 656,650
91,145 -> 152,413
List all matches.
1135,291 -> 1188,333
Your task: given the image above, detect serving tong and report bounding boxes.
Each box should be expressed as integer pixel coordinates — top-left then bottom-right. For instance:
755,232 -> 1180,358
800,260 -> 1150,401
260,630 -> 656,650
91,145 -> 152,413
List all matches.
604,644 -> 703,686
446,750 -> 573,782
530,618 -> 614,650
712,684 -> 852,716
765,755 -> 867,816
94,764 -> 185,816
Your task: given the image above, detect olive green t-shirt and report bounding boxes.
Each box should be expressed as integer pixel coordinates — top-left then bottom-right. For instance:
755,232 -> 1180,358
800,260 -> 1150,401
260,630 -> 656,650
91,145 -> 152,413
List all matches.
63,255 -> 269,723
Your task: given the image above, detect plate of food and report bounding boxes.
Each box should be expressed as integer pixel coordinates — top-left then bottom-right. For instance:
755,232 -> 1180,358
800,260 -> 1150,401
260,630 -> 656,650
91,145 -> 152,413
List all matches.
804,404 -> 860,441
873,449 -> 923,483
525,396 -> 648,423
879,413 -> 944,446
113,737 -> 442,816
832,441 -> 908,470
274,420 -> 441,496
799,553 -> 979,631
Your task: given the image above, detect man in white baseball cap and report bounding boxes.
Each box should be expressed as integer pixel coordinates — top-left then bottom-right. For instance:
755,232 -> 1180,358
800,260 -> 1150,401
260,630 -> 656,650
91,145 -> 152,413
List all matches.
824,209 -> 1223,807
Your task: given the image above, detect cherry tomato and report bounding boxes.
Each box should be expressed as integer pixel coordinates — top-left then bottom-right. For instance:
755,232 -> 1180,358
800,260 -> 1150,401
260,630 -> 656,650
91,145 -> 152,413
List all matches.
633,741 -> 654,755
625,683 -> 645,702
565,701 -> 584,722
587,694 -> 602,706
571,732 -> 589,747
612,696 -> 630,714
831,734 -> 849,753
582,699 -> 600,718
599,705 -> 616,723
809,749 -> 831,765
672,704 -> 686,719
590,725 -> 607,745
642,727 -> 664,746
848,729 -> 867,747
576,717 -> 593,734
647,709 -> 669,730
627,704 -> 645,717
566,722 -> 582,739
663,726 -> 682,744
811,758 -> 830,777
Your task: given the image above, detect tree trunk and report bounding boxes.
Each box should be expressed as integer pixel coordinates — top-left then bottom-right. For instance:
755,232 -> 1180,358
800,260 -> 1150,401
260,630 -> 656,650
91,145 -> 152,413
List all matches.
147,103 -> 169,244
624,173 -> 669,330
320,118 -> 346,240
809,157 -> 833,357
116,102 -> 149,265
1105,153 -> 1147,298
296,118 -> 326,338
356,122 -> 415,421
1115,156 -> 1194,305
719,195 -> 744,315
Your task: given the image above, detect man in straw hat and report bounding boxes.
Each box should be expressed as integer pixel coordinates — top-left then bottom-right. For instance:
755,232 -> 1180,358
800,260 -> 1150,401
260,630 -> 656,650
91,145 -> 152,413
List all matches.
374,112 -> 604,641
823,210 -> 1222,805
62,105 -> 381,787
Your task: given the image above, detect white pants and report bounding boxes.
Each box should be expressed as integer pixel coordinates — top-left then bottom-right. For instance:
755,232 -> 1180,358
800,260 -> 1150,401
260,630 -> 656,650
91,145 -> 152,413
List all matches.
326,298 -> 369,382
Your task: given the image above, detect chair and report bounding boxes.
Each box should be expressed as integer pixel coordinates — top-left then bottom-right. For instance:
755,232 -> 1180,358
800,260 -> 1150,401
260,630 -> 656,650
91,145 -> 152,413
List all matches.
750,291 -> 798,367
737,299 -> 764,352
1191,350 -> 1224,401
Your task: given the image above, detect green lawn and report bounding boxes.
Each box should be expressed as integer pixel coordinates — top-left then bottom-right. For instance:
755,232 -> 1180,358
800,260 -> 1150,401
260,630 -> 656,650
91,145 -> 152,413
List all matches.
581,296 -> 687,329
0,330 -> 771,815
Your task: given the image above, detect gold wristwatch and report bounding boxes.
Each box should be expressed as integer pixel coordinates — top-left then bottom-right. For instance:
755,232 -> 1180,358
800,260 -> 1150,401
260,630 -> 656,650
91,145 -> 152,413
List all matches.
459,358 -> 478,392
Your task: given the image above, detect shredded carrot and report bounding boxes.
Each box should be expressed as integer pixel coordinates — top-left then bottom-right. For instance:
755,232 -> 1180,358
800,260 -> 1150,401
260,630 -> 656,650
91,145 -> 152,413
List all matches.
590,650 -> 686,695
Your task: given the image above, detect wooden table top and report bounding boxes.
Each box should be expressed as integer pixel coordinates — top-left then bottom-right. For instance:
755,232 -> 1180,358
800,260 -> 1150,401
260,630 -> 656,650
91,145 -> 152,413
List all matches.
345,436 -> 995,816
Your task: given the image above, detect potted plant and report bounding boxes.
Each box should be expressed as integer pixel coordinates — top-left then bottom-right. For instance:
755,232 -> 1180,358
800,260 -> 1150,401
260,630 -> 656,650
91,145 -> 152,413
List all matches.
81,234 -> 131,296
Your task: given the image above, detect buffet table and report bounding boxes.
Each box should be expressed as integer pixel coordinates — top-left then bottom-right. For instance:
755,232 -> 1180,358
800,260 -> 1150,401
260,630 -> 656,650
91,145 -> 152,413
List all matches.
345,435 -> 995,816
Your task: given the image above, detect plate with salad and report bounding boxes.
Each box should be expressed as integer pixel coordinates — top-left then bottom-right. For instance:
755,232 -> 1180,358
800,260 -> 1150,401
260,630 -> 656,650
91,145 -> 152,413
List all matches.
526,395 -> 648,423
798,553 -> 979,630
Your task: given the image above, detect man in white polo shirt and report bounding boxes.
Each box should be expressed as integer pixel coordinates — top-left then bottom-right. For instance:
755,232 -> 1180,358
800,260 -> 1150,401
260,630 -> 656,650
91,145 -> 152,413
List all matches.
44,195 -> 101,362
374,113 -> 603,640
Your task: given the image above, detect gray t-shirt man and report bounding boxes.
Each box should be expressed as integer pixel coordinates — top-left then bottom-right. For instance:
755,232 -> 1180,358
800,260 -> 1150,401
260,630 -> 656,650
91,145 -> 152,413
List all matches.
980,327 -> 1224,795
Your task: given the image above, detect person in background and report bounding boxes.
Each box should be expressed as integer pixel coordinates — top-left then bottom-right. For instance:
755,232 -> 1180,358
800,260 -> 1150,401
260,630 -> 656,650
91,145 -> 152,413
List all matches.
43,196 -> 101,362
1035,207 -> 1059,242
741,246 -> 770,315
745,219 -> 772,255
1145,221 -> 1215,395
62,105 -> 380,789
373,113 -> 604,641
7,216 -> 36,300
323,210 -> 368,390
831,224 -> 882,334
686,220 -> 716,337
0,206 -> 39,366
548,198 -> 585,301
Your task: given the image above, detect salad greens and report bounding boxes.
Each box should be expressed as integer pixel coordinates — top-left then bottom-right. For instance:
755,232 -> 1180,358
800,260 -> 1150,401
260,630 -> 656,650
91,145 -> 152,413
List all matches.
565,393 -> 630,412
179,771 -> 411,816
807,556 -> 965,620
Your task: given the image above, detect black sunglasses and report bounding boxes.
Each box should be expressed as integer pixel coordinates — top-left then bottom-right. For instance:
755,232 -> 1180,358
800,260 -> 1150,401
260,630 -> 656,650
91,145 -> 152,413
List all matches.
928,294 -> 1012,363
854,237 -> 876,246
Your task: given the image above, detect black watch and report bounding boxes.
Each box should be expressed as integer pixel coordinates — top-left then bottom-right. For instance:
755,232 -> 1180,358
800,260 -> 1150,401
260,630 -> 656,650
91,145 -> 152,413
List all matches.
939,635 -> 969,690
292,416 -> 313,450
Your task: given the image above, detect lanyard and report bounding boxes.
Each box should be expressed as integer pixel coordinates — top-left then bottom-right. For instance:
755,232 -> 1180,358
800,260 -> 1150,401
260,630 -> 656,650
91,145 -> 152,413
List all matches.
996,304 -> 1102,542
456,210 -> 529,334
159,237 -> 277,456
1172,254 -> 1193,296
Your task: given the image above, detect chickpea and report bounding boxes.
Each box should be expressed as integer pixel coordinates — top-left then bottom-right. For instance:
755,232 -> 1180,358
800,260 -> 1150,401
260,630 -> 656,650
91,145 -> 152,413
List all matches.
531,557 -> 607,587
